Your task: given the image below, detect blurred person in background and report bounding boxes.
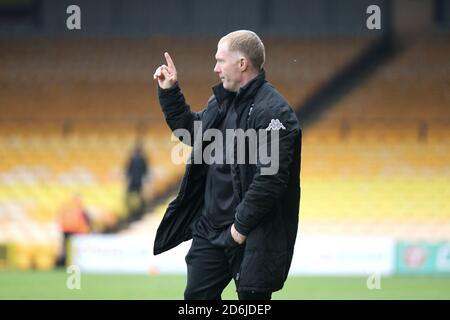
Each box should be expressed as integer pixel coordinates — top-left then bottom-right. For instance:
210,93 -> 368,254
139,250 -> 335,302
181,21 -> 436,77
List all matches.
153,30 -> 301,300
56,194 -> 90,266
125,141 -> 150,222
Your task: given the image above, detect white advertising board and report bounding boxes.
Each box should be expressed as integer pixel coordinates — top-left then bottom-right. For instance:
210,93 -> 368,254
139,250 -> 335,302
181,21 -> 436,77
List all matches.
71,234 -> 395,276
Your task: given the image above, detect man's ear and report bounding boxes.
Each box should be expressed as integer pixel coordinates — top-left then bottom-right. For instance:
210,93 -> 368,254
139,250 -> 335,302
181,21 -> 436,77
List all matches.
239,57 -> 249,72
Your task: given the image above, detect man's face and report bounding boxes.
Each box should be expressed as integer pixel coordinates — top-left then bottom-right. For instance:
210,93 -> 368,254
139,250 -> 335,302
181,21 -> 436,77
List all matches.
214,41 -> 242,92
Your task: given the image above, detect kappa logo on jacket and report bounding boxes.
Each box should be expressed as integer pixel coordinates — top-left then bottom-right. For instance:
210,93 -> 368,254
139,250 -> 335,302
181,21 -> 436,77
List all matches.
265,119 -> 286,131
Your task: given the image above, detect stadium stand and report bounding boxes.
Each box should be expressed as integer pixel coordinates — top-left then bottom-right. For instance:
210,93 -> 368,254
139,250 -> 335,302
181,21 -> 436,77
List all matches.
302,34 -> 450,240
0,36 -> 372,117
0,36 -> 372,268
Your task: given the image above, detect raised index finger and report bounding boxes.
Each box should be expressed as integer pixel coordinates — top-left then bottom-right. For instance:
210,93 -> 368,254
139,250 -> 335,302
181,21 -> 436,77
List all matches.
164,52 -> 176,70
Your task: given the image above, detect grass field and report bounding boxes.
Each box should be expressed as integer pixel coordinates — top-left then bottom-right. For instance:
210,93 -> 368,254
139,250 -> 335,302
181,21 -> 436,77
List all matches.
1,270 -> 450,299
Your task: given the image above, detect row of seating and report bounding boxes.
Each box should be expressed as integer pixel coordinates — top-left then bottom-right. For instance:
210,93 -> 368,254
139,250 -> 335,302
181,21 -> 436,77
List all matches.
0,36 -> 373,122
324,34 -> 450,121
0,218 -> 60,270
303,121 -> 450,144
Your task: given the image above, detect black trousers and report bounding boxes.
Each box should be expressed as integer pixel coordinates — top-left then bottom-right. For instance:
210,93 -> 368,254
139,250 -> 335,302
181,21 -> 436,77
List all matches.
184,235 -> 272,300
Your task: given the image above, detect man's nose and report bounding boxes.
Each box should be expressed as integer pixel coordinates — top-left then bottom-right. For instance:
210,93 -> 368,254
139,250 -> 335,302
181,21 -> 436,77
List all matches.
213,63 -> 220,73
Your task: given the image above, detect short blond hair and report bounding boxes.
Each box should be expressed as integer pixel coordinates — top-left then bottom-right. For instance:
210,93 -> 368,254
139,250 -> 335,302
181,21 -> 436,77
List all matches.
220,30 -> 265,71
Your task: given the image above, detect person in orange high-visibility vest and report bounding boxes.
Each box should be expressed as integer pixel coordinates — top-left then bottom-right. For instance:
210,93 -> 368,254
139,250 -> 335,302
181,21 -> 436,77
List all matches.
56,194 -> 90,266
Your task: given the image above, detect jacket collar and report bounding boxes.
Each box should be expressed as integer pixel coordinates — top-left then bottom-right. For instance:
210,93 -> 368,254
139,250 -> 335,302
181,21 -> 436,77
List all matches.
212,69 -> 267,105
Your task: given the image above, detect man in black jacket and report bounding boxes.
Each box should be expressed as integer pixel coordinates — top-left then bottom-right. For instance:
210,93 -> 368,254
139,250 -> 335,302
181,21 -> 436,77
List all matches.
153,30 -> 301,300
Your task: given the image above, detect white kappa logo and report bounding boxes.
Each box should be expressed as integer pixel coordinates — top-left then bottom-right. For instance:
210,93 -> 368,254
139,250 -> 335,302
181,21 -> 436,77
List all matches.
265,119 -> 286,131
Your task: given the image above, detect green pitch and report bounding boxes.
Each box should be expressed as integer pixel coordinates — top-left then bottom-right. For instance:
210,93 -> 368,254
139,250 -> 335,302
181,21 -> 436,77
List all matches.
0,270 -> 449,299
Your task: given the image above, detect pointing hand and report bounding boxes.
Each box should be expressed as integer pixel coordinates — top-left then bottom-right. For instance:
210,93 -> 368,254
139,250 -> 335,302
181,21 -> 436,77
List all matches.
153,52 -> 178,89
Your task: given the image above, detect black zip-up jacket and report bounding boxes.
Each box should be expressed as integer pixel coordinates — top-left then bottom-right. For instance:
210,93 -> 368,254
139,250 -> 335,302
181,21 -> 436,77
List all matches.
154,70 -> 302,293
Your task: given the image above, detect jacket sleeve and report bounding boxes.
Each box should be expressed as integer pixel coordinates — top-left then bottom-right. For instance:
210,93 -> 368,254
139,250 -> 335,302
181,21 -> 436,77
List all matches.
158,83 -> 206,146
233,104 -> 300,236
